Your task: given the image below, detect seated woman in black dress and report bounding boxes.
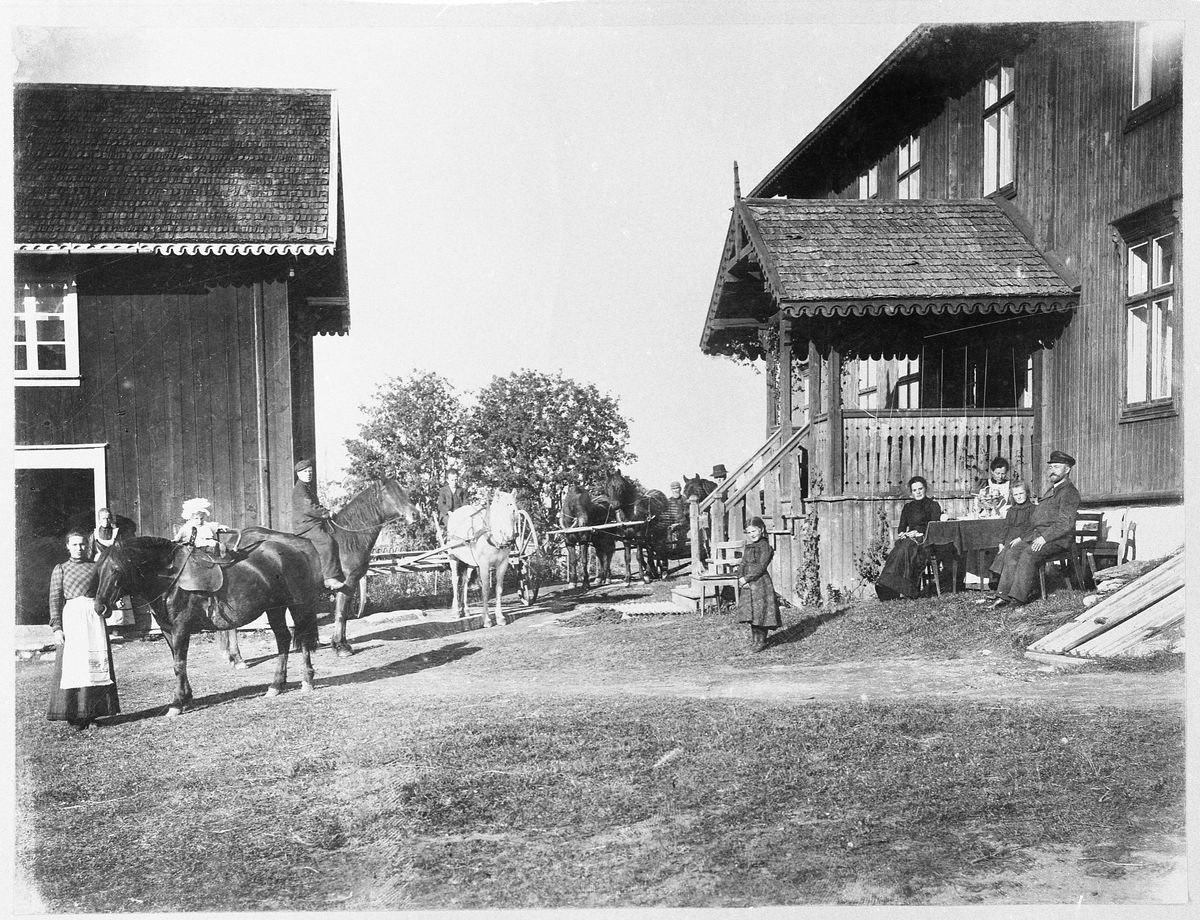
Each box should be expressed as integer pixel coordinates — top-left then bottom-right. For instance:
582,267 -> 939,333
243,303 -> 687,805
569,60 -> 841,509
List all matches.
875,475 -> 943,600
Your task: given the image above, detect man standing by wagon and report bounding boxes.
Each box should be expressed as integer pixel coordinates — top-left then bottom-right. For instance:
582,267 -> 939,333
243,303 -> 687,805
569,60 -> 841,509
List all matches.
991,450 -> 1080,608
292,458 -> 345,591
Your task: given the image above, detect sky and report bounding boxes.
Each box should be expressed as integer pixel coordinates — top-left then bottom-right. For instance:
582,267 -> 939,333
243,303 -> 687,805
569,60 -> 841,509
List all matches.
9,0 -> 1180,493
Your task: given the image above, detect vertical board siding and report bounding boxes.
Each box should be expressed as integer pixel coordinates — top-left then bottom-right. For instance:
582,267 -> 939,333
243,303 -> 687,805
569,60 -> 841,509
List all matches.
16,278 -> 300,538
812,493 -> 978,595
825,23 -> 1181,501
1015,23 -> 1181,498
264,282 -> 296,530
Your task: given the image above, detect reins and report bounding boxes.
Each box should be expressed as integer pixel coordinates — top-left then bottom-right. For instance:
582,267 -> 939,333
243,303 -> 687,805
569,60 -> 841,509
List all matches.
111,544 -> 194,615
328,514 -> 408,535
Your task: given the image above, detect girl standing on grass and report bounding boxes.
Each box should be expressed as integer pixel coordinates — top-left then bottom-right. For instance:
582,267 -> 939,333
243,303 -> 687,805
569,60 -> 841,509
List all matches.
737,516 -> 781,652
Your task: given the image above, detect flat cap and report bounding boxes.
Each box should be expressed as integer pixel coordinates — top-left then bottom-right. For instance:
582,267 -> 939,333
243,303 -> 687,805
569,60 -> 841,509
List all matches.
294,458 -> 315,473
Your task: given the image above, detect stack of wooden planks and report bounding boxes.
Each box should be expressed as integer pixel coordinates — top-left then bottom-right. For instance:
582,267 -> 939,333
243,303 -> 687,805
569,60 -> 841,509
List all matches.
1027,550 -> 1184,661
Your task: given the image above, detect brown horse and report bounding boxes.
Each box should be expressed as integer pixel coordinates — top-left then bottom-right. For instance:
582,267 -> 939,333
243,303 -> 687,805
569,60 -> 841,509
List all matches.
221,478 -> 417,663
559,481 -> 616,589
93,534 -> 321,716
600,469 -> 668,583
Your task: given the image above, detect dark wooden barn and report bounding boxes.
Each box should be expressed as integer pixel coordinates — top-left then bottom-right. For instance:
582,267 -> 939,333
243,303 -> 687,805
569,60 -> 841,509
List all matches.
14,83 -> 350,623
695,21 -> 1183,598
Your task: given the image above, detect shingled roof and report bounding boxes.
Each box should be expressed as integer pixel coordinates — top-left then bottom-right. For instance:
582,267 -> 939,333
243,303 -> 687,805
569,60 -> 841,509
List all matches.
14,83 -> 339,255
702,197 -> 1078,358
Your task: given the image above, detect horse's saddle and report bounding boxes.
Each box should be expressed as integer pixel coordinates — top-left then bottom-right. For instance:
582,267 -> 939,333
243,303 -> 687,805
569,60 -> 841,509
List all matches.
170,534 -> 268,593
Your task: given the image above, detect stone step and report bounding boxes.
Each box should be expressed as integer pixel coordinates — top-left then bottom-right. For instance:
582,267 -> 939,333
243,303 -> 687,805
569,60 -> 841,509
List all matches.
669,584 -> 702,613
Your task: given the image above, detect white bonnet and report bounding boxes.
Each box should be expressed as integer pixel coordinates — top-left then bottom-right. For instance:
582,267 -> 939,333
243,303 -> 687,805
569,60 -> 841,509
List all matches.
181,497 -> 212,518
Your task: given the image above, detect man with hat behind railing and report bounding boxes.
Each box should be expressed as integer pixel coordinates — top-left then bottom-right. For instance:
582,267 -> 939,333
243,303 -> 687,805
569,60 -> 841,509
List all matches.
991,450 -> 1080,609
292,458 -> 346,591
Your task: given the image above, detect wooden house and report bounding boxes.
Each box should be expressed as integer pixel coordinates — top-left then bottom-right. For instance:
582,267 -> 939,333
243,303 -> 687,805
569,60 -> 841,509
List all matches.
697,22 -> 1183,599
14,83 -> 350,623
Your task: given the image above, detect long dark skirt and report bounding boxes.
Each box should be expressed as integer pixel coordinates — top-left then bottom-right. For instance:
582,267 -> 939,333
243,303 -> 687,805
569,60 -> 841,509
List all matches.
875,538 -> 929,600
736,575 -> 782,629
46,633 -> 120,724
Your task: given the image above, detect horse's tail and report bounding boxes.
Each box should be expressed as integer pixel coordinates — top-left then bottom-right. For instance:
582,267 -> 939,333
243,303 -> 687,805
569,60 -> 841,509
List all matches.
290,614 -> 320,654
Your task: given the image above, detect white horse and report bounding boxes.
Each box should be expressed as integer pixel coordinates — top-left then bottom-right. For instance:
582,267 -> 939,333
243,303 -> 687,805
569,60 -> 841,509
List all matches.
446,490 -> 520,627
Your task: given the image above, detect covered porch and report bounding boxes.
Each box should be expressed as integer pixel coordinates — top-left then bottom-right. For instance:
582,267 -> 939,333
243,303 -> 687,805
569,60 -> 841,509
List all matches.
698,194 -> 1079,598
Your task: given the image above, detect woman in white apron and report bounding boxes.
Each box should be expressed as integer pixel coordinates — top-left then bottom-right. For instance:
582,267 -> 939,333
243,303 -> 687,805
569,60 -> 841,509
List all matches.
46,531 -> 120,729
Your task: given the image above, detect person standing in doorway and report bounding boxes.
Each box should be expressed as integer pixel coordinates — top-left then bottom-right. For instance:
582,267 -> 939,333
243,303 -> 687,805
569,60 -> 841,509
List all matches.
47,531 -> 120,730
90,507 -> 122,558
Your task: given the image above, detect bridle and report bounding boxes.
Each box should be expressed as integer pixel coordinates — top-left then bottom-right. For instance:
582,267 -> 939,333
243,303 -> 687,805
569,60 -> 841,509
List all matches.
327,483 -> 412,534
98,543 -> 193,616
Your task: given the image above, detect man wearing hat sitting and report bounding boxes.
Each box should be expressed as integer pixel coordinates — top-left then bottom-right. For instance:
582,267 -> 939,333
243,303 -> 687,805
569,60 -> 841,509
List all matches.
292,458 -> 346,591
992,450 -> 1080,608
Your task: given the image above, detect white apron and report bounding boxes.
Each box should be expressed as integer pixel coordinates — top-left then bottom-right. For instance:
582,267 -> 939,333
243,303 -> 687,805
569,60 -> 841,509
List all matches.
59,596 -> 112,689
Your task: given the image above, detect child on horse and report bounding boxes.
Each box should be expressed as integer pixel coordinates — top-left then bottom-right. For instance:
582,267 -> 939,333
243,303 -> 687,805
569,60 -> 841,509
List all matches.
174,498 -> 233,556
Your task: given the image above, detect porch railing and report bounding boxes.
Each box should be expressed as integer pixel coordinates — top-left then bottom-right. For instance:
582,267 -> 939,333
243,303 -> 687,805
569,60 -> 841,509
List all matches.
838,408 -> 1035,496
691,424 -> 808,579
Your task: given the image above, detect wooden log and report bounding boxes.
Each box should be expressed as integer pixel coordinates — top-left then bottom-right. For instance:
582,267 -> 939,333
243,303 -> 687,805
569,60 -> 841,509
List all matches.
1028,552 -> 1184,654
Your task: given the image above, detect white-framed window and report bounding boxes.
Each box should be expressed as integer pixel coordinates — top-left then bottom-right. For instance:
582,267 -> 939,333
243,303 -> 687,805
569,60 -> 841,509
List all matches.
891,357 -> 921,409
983,64 -> 1015,195
15,280 -> 80,386
857,359 -> 879,409
1125,230 -> 1175,408
897,134 -> 920,200
857,165 -> 878,200
1132,21 -> 1183,110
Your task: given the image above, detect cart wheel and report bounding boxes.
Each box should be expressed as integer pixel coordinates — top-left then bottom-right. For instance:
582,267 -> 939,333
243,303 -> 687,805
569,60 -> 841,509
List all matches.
519,567 -> 540,605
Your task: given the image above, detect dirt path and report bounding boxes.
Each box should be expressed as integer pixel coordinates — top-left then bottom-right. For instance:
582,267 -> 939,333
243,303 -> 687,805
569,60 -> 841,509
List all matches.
334,598 -> 1185,712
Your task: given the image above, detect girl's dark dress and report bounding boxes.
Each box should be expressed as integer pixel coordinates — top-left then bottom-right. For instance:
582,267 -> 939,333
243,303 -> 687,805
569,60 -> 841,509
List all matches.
735,537 -> 781,629
46,559 -> 120,725
988,501 -> 1036,576
875,496 -> 942,600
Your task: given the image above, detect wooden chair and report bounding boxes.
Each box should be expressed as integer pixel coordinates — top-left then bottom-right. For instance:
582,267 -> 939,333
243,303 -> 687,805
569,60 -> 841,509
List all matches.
696,540 -> 744,609
1037,511 -> 1104,598
1086,509 -> 1135,584
922,548 -> 958,597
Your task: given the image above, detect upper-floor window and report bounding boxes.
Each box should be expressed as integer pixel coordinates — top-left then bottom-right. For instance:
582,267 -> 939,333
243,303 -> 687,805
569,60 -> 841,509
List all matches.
897,134 -> 920,199
15,280 -> 80,386
1124,228 -> 1176,412
983,64 -> 1015,195
857,165 -> 878,200
1132,21 -> 1183,111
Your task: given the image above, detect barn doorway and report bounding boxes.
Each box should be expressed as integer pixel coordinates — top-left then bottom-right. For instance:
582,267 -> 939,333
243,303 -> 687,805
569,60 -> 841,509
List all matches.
14,445 -> 108,625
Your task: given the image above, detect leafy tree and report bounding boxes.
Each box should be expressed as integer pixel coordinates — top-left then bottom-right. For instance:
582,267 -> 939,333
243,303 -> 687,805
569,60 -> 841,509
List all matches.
459,369 -> 635,534
343,371 -> 464,545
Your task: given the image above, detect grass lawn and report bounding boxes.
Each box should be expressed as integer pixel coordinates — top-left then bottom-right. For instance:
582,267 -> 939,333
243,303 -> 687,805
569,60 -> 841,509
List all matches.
13,578 -> 1186,910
